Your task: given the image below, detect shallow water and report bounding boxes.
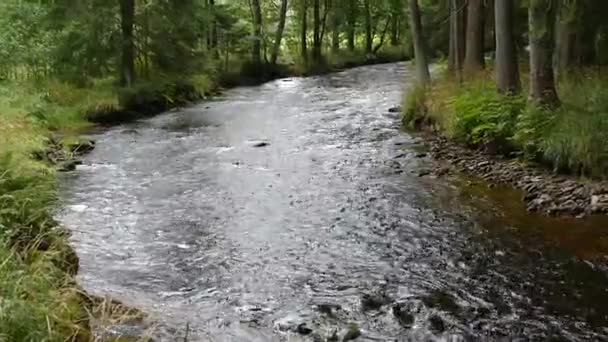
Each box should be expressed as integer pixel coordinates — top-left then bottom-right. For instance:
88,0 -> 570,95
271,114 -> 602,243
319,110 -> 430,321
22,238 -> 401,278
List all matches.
59,63 -> 608,341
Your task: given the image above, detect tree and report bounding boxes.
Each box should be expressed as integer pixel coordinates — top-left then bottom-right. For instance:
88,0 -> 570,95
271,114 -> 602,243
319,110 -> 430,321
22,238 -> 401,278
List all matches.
301,0 -> 309,61
409,0 -> 430,84
364,0 -> 372,53
251,0 -> 263,65
271,0 -> 289,64
346,0 -> 357,51
119,0 -> 135,87
313,0 -> 323,62
448,0 -> 466,74
464,0 -> 484,73
529,0 -> 560,106
495,0 -> 520,94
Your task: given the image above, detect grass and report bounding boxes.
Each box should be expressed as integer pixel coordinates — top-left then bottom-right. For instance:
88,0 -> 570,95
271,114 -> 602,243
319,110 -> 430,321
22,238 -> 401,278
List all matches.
403,67 -> 608,178
0,72 -> 213,340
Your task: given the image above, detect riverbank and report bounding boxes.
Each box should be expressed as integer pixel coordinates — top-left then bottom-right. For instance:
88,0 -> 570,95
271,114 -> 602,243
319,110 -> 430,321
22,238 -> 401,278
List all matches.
0,53 -> 408,341
401,70 -> 608,218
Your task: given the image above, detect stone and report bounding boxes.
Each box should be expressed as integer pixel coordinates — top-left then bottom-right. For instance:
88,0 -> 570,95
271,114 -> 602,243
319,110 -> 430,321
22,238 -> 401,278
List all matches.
388,106 -> 402,113
428,315 -> 445,333
392,304 -> 415,328
296,323 -> 313,335
591,194 -> 608,213
361,293 -> 390,311
57,160 -> 82,172
252,141 -> 270,148
342,324 -> 361,341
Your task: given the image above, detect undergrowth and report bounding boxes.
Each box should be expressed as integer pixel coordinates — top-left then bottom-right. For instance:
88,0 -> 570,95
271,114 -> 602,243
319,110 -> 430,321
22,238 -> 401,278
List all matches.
403,69 -> 608,178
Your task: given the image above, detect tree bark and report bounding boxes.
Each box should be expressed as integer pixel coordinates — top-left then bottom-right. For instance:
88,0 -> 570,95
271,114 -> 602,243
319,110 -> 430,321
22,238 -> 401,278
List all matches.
331,8 -> 340,52
301,0 -> 309,61
346,0 -> 356,51
120,0 -> 135,87
364,0 -> 372,54
313,0 -> 322,62
271,0 -> 289,64
251,0 -> 263,65
464,0 -> 485,72
409,0 -> 430,84
495,0 -> 520,94
448,0 -> 466,74
390,14 -> 399,46
529,0 -> 560,106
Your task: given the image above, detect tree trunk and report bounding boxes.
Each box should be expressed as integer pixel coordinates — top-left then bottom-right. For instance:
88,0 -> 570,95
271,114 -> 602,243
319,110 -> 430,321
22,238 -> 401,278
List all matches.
301,0 -> 309,61
495,0 -> 520,93
346,0 -> 356,51
313,0 -> 322,62
208,0 -> 218,50
529,0 -> 560,106
554,2 -> 578,78
409,0 -> 430,84
390,14 -> 399,46
331,9 -> 340,52
271,0 -> 289,64
464,0 -> 485,72
120,0 -> 135,87
448,0 -> 466,74
251,0 -> 263,65
364,0 -> 372,54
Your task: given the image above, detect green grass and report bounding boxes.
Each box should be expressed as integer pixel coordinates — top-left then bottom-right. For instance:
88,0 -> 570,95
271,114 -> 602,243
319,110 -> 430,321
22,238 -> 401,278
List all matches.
403,69 -> 608,178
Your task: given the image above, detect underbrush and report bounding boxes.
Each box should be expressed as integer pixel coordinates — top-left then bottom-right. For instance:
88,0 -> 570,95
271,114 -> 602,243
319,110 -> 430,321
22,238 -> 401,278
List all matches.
403,70 -> 608,178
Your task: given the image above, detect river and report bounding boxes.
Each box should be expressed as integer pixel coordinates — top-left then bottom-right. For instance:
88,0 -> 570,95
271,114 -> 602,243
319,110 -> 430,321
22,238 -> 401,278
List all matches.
59,63 -> 608,341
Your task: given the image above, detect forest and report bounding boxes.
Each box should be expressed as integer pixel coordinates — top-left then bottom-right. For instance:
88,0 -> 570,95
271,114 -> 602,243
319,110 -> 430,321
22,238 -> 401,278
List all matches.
2,0 -> 608,341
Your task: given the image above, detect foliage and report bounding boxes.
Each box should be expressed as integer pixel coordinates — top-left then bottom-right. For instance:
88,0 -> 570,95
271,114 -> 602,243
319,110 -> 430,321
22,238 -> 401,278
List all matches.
448,80 -> 526,148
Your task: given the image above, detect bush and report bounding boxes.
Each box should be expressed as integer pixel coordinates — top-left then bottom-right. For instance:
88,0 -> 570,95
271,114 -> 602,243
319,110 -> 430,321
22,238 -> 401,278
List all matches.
448,81 -> 525,152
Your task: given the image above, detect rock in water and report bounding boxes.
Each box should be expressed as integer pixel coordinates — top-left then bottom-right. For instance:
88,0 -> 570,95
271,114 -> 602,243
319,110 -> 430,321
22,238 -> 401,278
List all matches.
392,304 -> 414,328
296,323 -> 313,335
252,141 -> 270,148
388,106 -> 402,113
342,324 -> 361,341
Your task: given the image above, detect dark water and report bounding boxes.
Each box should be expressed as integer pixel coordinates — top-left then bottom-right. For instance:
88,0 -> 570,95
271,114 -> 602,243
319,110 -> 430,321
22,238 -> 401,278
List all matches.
59,63 -> 608,341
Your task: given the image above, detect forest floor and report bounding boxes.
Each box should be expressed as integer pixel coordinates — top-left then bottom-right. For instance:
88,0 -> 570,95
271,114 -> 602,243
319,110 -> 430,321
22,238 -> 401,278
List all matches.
0,52 -> 407,341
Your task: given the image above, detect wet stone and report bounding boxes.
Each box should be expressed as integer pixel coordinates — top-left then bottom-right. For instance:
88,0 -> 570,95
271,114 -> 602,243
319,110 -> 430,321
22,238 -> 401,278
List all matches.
361,292 -> 391,311
297,323 -> 313,335
392,304 -> 415,328
388,106 -> 402,113
342,323 -> 362,341
429,315 -> 446,333
252,141 -> 270,148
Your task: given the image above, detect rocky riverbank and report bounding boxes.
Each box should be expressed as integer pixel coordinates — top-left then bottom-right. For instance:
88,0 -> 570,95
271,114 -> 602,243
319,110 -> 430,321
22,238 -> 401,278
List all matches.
420,133 -> 608,217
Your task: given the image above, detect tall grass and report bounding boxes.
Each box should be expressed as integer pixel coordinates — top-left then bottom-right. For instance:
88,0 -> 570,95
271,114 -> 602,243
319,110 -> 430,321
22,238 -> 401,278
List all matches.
0,151 -> 90,341
403,68 -> 608,178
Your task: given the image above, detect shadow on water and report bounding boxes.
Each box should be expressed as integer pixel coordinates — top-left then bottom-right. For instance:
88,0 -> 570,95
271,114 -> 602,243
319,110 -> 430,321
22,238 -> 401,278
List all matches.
59,63 -> 608,341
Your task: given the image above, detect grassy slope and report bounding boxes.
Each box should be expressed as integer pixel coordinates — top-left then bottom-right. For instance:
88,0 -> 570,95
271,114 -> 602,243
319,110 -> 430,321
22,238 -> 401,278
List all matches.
403,67 -> 608,178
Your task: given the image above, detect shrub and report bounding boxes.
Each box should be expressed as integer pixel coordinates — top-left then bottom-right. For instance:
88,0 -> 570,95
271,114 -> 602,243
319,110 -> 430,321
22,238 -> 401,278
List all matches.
448,81 -> 525,152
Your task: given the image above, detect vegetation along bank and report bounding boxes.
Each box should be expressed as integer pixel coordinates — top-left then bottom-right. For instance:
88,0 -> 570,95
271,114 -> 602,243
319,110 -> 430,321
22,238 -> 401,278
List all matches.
0,0 -> 411,339
402,0 -> 608,217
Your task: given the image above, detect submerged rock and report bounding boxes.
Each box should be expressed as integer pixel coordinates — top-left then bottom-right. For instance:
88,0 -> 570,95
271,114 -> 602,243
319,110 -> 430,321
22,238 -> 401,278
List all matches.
360,292 -> 391,311
392,304 -> 415,328
342,324 -> 361,341
428,315 -> 446,333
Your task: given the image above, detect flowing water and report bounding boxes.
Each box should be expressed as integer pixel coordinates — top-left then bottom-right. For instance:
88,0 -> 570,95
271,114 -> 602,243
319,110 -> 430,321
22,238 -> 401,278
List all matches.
59,63 -> 608,341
